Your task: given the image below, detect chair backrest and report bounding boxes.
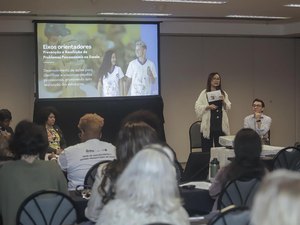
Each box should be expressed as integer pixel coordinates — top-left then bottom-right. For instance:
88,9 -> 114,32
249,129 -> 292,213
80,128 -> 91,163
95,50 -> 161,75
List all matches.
181,152 -> 210,182
217,178 -> 261,210
266,129 -> 271,145
16,190 -> 77,225
273,146 -> 300,171
189,121 -> 202,153
207,206 -> 251,225
84,160 -> 111,187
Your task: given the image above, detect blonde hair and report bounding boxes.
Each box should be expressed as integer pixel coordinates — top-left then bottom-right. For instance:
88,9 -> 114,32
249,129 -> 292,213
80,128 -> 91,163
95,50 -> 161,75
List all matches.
251,169 -> 300,225
78,113 -> 104,133
136,40 -> 147,49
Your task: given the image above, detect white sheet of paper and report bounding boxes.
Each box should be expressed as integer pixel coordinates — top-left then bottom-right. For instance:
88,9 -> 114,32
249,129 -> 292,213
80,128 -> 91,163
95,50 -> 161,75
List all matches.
207,90 -> 222,102
180,181 -> 211,190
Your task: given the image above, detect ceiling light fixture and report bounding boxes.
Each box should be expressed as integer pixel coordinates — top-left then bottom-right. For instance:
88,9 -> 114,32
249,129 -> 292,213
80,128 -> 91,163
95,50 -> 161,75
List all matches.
98,12 -> 172,16
227,15 -> 290,20
284,4 -> 300,7
142,0 -> 227,4
0,10 -> 31,14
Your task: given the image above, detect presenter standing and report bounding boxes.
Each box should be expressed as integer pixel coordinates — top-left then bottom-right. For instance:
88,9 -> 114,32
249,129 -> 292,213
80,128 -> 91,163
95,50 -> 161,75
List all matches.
125,40 -> 157,96
244,98 -> 272,144
195,72 -> 231,152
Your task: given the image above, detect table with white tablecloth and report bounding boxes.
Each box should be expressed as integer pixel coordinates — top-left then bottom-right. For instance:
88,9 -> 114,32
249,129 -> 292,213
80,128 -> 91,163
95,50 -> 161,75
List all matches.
210,145 -> 283,168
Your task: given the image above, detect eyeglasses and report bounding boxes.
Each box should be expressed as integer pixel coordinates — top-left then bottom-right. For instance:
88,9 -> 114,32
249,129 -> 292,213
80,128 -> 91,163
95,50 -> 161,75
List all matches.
252,104 -> 262,107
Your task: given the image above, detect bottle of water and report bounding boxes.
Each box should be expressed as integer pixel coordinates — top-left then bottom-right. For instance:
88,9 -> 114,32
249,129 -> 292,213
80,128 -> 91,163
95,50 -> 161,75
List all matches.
210,158 -> 220,179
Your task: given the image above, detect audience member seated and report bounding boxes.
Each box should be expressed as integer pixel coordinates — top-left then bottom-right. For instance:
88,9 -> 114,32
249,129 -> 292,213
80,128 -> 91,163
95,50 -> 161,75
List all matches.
0,135 -> 14,165
121,109 -> 184,182
251,169 -> 300,225
0,109 -> 14,140
96,144 -> 190,225
209,128 -> 267,209
58,113 -> 116,190
36,106 -> 67,155
244,98 -> 272,145
84,121 -> 159,224
0,120 -> 68,225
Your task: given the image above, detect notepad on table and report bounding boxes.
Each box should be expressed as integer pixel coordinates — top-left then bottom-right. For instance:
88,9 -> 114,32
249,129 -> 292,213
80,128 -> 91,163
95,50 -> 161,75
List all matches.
180,181 -> 211,190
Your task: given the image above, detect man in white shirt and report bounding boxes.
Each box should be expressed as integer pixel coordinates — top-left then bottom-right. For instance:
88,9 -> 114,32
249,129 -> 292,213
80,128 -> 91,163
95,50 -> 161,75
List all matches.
125,40 -> 157,96
58,113 -> 116,190
244,98 -> 272,145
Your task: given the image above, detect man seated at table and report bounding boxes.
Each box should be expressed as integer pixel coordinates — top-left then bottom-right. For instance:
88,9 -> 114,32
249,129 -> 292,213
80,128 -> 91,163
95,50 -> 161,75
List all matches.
244,98 -> 272,145
58,113 -> 116,190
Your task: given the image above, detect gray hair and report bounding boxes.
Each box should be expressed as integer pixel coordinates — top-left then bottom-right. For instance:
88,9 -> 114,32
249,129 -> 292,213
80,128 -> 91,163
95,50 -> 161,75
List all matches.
251,169 -> 300,225
115,144 -> 181,213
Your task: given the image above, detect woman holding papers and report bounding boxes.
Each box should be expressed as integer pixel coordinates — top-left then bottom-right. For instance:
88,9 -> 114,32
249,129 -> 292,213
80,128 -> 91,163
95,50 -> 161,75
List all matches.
195,72 -> 231,152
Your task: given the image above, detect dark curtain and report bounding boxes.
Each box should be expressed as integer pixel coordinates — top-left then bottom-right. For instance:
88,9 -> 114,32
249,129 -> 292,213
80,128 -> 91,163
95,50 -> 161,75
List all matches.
33,96 -> 165,147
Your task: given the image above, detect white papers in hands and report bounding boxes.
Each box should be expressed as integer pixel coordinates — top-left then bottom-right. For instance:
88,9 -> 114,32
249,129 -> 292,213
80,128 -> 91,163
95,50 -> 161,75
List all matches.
180,181 -> 211,190
207,90 -> 222,102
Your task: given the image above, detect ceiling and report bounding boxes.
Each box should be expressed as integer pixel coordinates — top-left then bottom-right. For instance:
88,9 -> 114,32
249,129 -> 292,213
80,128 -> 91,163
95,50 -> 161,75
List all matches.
1,0 -> 300,24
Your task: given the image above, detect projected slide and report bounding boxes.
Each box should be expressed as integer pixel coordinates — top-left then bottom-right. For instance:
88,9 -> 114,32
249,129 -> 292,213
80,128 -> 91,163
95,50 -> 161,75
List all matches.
36,22 -> 159,99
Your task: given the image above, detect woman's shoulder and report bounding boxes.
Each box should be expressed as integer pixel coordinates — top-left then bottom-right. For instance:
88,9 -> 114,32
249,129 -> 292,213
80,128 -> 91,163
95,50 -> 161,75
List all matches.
0,159 -> 60,176
97,200 -> 132,225
97,161 -> 110,175
115,65 -> 123,71
53,124 -> 63,133
200,89 -> 207,94
37,159 -> 63,171
222,89 -> 228,94
0,160 -> 17,172
100,199 -> 127,216
196,89 -> 207,98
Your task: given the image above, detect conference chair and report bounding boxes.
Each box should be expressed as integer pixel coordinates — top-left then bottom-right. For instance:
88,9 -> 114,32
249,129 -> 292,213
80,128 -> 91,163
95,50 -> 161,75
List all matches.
207,206 -> 251,225
181,152 -> 210,182
189,121 -> 202,153
273,146 -> 300,171
84,160 -> 112,187
217,177 -> 261,210
16,190 -> 77,225
266,129 -> 271,145
74,160 -> 113,201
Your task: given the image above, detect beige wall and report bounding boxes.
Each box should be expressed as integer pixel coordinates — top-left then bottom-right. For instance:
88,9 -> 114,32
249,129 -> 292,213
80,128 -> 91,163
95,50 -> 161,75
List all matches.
1,34 -> 300,163
161,36 -> 300,162
0,34 -> 35,128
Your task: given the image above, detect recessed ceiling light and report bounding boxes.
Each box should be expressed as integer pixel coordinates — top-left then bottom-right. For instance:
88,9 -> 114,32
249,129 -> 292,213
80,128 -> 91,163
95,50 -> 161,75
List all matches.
142,0 -> 227,4
284,4 -> 300,7
0,10 -> 31,14
98,12 -> 172,16
227,15 -> 290,20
